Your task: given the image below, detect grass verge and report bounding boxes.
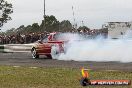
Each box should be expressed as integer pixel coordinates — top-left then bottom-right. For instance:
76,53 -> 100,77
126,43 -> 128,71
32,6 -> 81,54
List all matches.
0,66 -> 131,88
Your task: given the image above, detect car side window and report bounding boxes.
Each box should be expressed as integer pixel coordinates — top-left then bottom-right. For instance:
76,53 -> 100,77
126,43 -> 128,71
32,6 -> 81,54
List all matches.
42,35 -> 48,43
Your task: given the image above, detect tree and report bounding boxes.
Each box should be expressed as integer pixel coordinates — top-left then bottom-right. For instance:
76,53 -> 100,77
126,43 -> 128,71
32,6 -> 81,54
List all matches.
22,25 -> 32,34
0,0 -> 13,27
59,20 -> 72,32
78,26 -> 90,32
32,23 -> 39,32
5,28 -> 15,35
40,15 -> 60,32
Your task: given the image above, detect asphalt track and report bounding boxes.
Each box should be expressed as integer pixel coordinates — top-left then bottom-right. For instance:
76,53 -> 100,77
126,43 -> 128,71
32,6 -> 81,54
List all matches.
0,52 -> 132,71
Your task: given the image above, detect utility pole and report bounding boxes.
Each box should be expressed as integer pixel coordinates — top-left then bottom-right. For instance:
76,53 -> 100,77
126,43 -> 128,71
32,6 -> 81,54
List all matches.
44,0 -> 46,19
43,0 -> 46,31
82,21 -> 84,26
72,6 -> 76,29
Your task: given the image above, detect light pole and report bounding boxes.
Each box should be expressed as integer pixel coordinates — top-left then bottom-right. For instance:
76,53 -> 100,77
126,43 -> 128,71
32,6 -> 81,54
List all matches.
82,21 -> 84,26
43,0 -> 46,31
44,0 -> 46,19
72,6 -> 77,30
72,6 -> 75,29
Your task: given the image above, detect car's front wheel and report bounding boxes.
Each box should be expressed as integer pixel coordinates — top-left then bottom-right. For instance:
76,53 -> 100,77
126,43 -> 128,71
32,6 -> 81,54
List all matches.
31,48 -> 39,59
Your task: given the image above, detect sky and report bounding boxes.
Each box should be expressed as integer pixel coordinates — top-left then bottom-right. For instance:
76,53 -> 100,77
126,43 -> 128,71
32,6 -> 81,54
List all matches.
1,0 -> 132,31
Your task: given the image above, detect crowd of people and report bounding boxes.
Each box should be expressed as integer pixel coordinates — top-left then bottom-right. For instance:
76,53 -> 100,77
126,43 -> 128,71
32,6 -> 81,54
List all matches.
0,29 -> 108,44
0,32 -> 48,44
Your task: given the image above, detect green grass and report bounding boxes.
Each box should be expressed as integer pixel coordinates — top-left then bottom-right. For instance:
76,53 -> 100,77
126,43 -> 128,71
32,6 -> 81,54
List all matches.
0,66 -> 131,88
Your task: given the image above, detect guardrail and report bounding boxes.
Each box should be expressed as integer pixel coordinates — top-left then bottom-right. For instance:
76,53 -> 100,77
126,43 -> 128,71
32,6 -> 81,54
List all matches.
0,44 -> 34,53
0,45 -> 4,53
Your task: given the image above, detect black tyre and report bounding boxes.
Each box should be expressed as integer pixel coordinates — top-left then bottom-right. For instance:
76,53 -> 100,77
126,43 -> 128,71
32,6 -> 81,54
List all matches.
46,55 -> 52,59
31,48 -> 39,59
51,45 -> 60,59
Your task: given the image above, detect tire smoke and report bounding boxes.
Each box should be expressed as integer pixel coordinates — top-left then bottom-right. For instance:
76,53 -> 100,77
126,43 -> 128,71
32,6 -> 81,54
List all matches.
58,32 -> 132,62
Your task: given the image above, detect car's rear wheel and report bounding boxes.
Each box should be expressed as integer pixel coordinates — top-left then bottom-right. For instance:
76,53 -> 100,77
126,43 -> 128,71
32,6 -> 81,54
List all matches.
46,55 -> 52,59
51,45 -> 60,59
31,48 -> 39,59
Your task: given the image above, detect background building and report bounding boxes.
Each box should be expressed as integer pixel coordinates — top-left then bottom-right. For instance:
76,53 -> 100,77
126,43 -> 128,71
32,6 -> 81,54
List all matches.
103,22 -> 132,39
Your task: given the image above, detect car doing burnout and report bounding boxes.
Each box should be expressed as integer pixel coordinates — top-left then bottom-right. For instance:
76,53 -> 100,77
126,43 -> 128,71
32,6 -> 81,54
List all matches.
31,32 -> 67,59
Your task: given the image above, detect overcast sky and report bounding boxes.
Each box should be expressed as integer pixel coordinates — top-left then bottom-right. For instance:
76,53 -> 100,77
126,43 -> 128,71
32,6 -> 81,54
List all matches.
1,0 -> 132,31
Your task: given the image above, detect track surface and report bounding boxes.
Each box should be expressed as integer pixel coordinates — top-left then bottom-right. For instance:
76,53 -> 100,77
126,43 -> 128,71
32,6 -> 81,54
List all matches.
0,53 -> 132,71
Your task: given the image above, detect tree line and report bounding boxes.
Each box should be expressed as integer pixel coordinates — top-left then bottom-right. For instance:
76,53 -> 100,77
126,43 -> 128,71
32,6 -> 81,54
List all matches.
0,0 -> 90,35
1,15 -> 90,35
1,0 -> 106,36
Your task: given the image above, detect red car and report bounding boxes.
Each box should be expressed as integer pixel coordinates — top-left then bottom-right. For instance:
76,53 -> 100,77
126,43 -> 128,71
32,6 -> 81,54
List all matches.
31,32 -> 65,59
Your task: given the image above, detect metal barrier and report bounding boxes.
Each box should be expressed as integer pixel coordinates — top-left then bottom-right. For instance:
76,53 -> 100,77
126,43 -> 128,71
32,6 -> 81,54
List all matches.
0,45 -> 4,53
0,44 -> 34,53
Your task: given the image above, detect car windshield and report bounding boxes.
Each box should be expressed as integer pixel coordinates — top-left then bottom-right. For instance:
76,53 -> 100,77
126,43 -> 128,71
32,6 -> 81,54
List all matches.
54,33 -> 82,41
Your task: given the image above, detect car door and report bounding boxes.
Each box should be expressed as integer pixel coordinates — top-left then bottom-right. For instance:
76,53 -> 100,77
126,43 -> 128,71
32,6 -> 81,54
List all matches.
36,35 -> 50,54
40,35 -> 52,54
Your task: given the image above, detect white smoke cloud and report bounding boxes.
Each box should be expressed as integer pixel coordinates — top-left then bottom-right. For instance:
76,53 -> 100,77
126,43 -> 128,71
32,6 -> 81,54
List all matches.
58,32 -> 132,63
